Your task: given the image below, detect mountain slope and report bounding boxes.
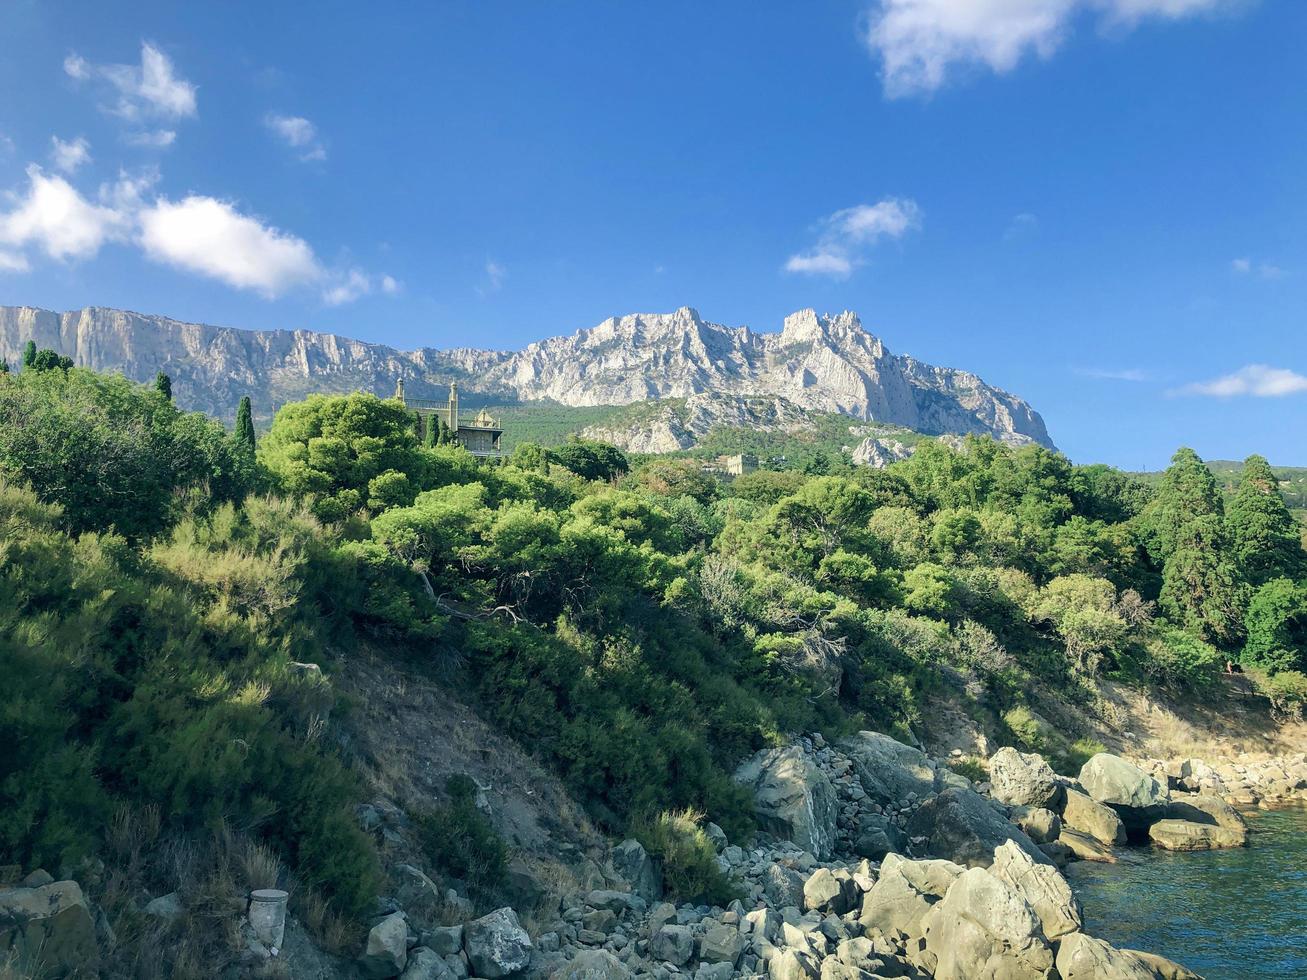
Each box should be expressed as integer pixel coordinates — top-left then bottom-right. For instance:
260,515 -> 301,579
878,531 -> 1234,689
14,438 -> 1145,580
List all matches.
0,304 -> 1055,448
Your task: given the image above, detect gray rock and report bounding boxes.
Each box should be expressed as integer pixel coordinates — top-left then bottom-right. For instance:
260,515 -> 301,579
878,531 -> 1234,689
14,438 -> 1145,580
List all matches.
837,732 -> 942,806
1078,754 -> 1169,833
1165,795 -> 1247,835
144,891 -> 184,922
463,907 -> 533,979
1148,819 -> 1247,851
0,880 -> 99,978
905,786 -> 1051,868
769,948 -> 821,980
695,962 -> 735,980
401,947 -> 455,980
586,889 -> 638,913
802,868 -> 858,915
989,747 -> 1063,809
360,912 -> 409,979
650,924 -> 695,966
735,746 -> 838,859
1062,789 -> 1126,846
1054,932 -> 1154,979
393,864 -> 443,926
920,868 -> 1054,979
698,924 -> 745,965
422,925 -> 464,957
550,948 -> 633,980
763,863 -> 807,909
612,839 -> 662,903
21,869 -> 54,888
989,839 -> 1082,939
858,854 -> 962,941
1010,805 -> 1061,844
851,814 -> 907,861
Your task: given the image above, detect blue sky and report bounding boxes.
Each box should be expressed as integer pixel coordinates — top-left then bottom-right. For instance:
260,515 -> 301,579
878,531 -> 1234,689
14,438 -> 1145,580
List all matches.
0,0 -> 1303,469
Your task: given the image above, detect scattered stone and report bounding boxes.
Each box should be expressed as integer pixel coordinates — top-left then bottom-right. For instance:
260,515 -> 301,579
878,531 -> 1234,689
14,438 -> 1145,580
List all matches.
802,868 -> 857,915
359,912 -> 409,979
422,925 -> 464,957
769,948 -> 821,980
551,948 -> 633,980
612,839 -> 662,902
990,840 -> 1082,939
1148,819 -> 1248,851
698,924 -> 745,965
763,863 -> 807,909
463,907 -> 533,979
736,745 -> 839,859
0,880 -> 99,978
1062,789 -> 1126,846
650,925 -> 695,966
1054,932 -> 1154,980
905,786 -> 1051,868
1010,805 -> 1062,844
143,891 -> 185,922
989,747 -> 1063,809
401,947 -> 455,980
21,869 -> 54,888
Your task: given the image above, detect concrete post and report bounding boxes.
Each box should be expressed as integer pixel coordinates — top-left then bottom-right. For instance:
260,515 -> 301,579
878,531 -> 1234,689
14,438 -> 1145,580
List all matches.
248,888 -> 289,952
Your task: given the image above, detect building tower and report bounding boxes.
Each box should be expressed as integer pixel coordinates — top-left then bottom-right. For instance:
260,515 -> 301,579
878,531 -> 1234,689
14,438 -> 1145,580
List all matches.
447,382 -> 459,430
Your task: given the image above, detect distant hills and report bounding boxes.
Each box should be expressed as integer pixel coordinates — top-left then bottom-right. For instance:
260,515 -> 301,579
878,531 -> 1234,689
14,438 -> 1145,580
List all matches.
0,304 -> 1054,451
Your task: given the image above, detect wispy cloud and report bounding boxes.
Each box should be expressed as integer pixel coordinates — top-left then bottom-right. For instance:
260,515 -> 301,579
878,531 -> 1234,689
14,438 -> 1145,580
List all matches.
264,113 -> 326,162
785,198 -> 921,279
125,129 -> 177,148
65,42 -> 197,122
1174,365 -> 1307,398
1076,367 -> 1151,382
1232,256 -> 1285,280
477,259 -> 508,295
864,0 -> 1243,98
1004,211 -> 1039,241
50,136 -> 91,174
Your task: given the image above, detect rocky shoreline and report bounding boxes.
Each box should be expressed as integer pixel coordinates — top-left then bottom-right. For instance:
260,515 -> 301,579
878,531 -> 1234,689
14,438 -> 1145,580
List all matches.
3,737 -> 1304,979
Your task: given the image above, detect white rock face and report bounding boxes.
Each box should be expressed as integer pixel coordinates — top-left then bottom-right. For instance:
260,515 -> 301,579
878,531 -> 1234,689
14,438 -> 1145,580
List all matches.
0,305 -> 1055,448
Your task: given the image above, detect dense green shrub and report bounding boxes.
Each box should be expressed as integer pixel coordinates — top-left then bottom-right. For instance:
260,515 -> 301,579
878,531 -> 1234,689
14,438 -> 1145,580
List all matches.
633,809 -> 738,905
418,774 -> 509,899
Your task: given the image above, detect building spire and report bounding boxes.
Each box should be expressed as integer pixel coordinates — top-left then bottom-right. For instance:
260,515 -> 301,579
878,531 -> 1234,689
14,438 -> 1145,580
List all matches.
394,374 -> 406,402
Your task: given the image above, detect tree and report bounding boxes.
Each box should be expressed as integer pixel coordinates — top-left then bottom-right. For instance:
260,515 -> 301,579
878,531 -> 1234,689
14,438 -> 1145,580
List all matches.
154,370 -> 172,401
1144,447 -> 1223,562
29,349 -> 73,372
234,395 -> 257,458
1242,578 -> 1307,674
1158,515 -> 1244,647
1028,574 -> 1130,676
258,392 -> 428,521
0,360 -> 8,374
422,415 -> 437,448
550,440 -> 629,483
22,340 -> 36,369
1226,455 -> 1304,586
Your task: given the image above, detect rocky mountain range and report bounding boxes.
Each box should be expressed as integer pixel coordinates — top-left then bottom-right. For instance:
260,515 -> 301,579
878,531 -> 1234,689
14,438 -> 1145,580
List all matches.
0,304 -> 1055,449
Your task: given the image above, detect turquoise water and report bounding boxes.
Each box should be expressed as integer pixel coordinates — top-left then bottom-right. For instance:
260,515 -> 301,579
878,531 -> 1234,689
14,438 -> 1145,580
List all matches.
1066,805 -> 1307,980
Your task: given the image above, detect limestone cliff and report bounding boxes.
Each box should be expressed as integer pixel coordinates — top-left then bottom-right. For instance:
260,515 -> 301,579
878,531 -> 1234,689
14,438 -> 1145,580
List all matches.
0,304 -> 1055,448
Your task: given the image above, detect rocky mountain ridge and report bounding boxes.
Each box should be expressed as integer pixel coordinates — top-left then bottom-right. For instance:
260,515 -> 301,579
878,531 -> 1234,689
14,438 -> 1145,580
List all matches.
0,304 -> 1055,448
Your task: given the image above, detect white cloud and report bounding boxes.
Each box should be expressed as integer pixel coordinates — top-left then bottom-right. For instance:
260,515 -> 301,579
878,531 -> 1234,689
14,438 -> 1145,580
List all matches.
1076,366 -> 1151,381
125,129 -> 177,148
1232,256 -> 1287,280
1005,211 -> 1040,240
65,42 -> 197,121
322,268 -> 369,306
138,195 -> 321,296
264,113 -> 326,161
0,251 -> 30,273
477,259 -> 508,295
0,166 -> 129,260
785,198 -> 921,279
51,136 -> 92,173
380,275 -> 401,295
1176,364 -> 1307,398
864,0 -> 1239,97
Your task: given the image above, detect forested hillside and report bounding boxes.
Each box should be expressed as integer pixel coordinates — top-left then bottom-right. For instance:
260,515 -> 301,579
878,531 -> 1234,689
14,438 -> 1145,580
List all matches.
2,356 -> 1305,974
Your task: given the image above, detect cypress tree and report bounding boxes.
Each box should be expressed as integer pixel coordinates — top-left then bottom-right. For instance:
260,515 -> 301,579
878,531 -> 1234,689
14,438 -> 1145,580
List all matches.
234,396 -> 256,457
423,415 -> 436,448
22,340 -> 36,368
1226,455 -> 1304,586
1145,446 -> 1223,562
154,371 -> 173,401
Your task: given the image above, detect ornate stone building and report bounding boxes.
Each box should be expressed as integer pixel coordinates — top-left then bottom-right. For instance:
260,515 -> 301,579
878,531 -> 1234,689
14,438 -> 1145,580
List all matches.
395,379 -> 503,457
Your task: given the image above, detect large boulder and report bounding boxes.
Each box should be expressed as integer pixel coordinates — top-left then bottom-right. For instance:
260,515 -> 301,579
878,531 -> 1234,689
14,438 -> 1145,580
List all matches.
401,947 -> 456,980
735,746 -> 838,859
359,912 -> 409,978
1057,829 -> 1117,863
858,854 -> 962,941
838,732 -> 945,806
989,840 -> 1082,940
1078,754 -> 1168,834
550,949 -> 632,980
803,868 -> 859,915
0,880 -> 99,978
762,862 -> 806,908
698,924 -> 745,966
989,747 -> 1063,809
1054,933 -> 1154,980
1125,949 -> 1202,979
650,924 -> 695,966
1062,789 -> 1126,846
1009,805 -> 1061,844
1165,795 -> 1247,836
919,868 -> 1055,979
851,814 -> 908,861
770,949 -> 821,980
1148,819 -> 1247,851
463,907 -> 533,979
905,786 -> 1051,868
611,839 -> 661,903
